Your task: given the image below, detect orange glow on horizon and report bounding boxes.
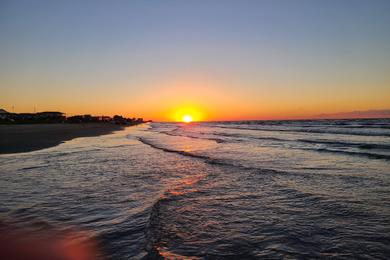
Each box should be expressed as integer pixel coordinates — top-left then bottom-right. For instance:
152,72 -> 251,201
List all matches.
27,76 -> 387,122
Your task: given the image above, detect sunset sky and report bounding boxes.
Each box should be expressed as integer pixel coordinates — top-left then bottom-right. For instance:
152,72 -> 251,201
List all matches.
1,0 -> 390,121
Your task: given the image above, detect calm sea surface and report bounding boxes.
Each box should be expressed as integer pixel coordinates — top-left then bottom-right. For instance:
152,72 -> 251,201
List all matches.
1,119 -> 390,259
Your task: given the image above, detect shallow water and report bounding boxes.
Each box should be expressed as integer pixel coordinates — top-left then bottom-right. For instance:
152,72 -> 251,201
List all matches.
1,119 -> 390,259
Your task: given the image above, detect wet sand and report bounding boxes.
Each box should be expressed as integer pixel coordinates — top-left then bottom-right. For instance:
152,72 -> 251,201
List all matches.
0,123 -> 124,154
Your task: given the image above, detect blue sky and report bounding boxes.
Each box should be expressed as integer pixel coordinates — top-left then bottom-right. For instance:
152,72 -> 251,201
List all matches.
1,0 -> 389,119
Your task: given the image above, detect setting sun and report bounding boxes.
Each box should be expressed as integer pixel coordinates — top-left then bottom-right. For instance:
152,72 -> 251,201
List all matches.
170,105 -> 204,122
182,115 -> 193,123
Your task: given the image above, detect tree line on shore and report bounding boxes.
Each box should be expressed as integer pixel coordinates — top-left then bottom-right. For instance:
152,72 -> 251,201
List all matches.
0,109 -> 146,125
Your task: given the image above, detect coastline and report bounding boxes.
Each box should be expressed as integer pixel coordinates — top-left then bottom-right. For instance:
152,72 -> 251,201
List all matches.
0,123 -> 126,154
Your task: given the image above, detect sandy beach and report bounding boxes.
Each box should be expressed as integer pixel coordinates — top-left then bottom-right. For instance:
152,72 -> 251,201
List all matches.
0,123 -> 124,154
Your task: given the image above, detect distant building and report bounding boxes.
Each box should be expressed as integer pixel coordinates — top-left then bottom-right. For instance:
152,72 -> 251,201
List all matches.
18,113 -> 36,121
0,110 -> 145,125
35,111 -> 65,122
0,111 -> 65,123
100,116 -> 112,122
0,109 -> 10,120
67,115 -> 84,123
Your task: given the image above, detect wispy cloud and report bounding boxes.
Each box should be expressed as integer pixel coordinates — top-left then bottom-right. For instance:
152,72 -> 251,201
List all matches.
313,109 -> 390,119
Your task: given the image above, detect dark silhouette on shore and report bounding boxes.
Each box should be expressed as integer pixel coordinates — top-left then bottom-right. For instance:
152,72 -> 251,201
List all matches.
0,109 -> 148,154
0,109 -> 145,125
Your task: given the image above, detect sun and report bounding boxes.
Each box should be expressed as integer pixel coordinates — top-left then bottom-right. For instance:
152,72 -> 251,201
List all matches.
182,115 -> 193,123
171,106 -> 203,122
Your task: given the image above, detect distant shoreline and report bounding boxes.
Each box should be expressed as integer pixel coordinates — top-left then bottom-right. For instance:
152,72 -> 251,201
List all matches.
0,123 -> 129,154
157,117 -> 390,123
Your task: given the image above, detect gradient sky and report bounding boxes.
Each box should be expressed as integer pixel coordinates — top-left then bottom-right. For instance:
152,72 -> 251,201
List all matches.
1,0 -> 390,121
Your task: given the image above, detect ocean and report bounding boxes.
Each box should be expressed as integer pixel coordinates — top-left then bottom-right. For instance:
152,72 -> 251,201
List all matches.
1,119 -> 389,259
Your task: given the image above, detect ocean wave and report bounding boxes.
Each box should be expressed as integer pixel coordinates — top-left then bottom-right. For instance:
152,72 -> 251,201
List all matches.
137,137 -> 212,161
157,130 -> 226,143
144,176 -> 205,259
18,165 -> 50,171
211,131 -> 390,153
137,137 -> 259,172
46,148 -> 102,158
298,139 -> 390,150
211,119 -> 390,127
215,132 -> 286,142
135,138 -> 306,177
214,125 -> 390,137
304,148 -> 390,160
144,196 -> 170,259
137,142 -> 389,202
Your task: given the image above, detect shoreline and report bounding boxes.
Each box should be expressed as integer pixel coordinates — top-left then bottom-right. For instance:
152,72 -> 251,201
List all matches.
0,123 -> 127,154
